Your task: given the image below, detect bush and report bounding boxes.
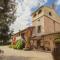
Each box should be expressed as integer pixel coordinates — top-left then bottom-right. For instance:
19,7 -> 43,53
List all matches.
9,39 -> 24,49
16,39 -> 23,49
12,45 -> 16,49
9,45 -> 16,49
9,45 -> 12,48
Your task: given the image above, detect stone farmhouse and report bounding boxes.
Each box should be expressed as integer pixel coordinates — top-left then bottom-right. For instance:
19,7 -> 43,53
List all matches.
13,6 -> 60,52
31,6 -> 60,51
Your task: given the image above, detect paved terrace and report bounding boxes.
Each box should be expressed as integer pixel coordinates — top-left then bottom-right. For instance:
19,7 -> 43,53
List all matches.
0,46 -> 54,60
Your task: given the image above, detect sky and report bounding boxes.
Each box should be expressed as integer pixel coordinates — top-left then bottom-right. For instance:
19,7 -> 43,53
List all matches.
10,0 -> 60,33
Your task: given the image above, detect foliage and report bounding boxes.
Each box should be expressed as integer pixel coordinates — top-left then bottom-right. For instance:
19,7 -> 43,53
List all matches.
55,34 -> 60,43
0,23 -> 10,44
16,39 -> 23,49
9,44 -> 16,49
0,0 -> 16,44
9,45 -> 12,48
55,38 -> 60,43
9,39 -> 24,49
0,0 -> 16,25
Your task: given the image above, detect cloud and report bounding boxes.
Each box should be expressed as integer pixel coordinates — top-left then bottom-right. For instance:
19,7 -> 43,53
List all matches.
56,0 -> 60,5
10,0 -> 48,33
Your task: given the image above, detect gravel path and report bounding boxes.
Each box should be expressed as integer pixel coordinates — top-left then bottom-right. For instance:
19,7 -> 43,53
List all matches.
0,46 -> 54,60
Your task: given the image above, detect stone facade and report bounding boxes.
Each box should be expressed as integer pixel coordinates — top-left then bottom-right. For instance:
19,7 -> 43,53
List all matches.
12,6 -> 60,51
31,6 -> 60,51
31,32 -> 60,51
32,6 -> 60,36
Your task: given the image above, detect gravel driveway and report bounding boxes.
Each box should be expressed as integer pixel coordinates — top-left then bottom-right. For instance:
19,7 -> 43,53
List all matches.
0,46 -> 54,60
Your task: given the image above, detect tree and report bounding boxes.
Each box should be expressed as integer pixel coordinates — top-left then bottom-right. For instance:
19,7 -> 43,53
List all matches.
0,23 -> 9,44
0,0 -> 16,25
0,0 -> 16,44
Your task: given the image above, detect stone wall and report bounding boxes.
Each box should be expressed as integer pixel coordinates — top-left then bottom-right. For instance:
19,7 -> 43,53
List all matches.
44,16 -> 55,33
41,33 -> 60,51
31,33 -> 60,52
55,22 -> 60,32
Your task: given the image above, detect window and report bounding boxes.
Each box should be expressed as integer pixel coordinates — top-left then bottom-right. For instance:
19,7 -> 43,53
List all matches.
37,26 -> 41,33
38,10 -> 42,14
33,13 -> 36,17
49,12 -> 52,16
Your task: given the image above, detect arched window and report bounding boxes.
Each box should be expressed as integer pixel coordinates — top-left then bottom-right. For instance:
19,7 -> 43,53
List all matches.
33,13 -> 36,17
38,10 -> 42,14
49,12 -> 52,16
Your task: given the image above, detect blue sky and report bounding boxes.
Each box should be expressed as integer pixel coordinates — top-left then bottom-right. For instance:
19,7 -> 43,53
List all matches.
45,0 -> 54,6
45,0 -> 60,15
31,0 -> 60,15
10,0 -> 60,33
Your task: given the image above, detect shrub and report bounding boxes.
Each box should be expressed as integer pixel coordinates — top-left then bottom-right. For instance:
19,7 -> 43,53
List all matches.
9,39 -> 24,49
12,45 -> 16,49
9,45 -> 16,49
16,39 -> 23,49
9,45 -> 12,48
